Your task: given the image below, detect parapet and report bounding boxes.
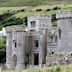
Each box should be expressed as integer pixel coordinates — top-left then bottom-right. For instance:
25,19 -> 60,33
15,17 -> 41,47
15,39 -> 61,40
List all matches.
5,25 -> 26,32
28,14 -> 51,21
56,11 -> 72,19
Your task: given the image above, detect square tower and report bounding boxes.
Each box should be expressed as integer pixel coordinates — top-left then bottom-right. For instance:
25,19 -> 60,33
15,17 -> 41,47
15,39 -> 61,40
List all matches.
27,15 -> 51,31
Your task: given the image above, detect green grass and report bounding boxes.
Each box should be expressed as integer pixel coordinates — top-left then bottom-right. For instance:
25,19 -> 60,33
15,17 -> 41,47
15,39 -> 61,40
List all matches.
1,65 -> 72,72
0,4 -> 71,30
0,0 -> 72,6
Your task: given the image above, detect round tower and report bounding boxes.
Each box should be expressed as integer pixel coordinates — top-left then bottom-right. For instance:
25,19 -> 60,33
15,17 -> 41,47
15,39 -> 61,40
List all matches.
56,11 -> 72,53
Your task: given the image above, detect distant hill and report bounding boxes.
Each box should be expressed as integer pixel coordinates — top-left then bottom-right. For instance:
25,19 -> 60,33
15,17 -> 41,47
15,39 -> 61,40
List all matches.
0,0 -> 72,7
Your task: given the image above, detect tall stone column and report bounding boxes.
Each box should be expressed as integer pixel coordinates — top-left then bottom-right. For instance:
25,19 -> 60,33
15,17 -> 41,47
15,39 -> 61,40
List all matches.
39,29 -> 46,66
15,31 -> 26,70
6,32 -> 12,69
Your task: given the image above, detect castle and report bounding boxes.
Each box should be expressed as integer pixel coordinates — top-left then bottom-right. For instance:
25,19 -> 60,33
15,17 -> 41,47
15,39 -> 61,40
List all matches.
5,11 -> 72,70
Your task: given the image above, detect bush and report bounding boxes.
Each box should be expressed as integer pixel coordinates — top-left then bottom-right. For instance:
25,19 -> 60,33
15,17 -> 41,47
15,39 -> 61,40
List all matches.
46,9 -> 51,11
53,24 -> 57,27
0,38 -> 6,63
7,10 -> 10,13
17,10 -> 21,12
52,13 -> 57,22
58,7 -> 61,9
0,12 -> 14,21
21,9 -> 25,12
36,9 -> 42,11
56,66 -> 61,72
53,7 -> 59,10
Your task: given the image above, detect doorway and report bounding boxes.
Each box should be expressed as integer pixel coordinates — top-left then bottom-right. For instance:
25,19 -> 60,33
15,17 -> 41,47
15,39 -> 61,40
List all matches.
34,53 -> 39,65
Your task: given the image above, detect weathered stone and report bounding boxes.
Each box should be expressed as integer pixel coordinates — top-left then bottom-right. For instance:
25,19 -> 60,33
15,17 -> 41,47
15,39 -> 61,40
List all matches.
5,12 -> 72,69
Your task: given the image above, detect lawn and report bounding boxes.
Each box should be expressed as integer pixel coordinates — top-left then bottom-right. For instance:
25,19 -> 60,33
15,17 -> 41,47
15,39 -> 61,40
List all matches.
1,65 -> 72,72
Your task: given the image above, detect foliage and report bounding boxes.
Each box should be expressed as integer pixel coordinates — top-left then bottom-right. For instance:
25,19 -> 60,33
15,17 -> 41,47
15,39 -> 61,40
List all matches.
1,65 -> 72,72
52,7 -> 59,10
46,9 -> 51,11
0,11 -> 27,30
36,9 -> 42,11
52,13 -> 57,22
0,37 -> 6,63
55,66 -> 61,71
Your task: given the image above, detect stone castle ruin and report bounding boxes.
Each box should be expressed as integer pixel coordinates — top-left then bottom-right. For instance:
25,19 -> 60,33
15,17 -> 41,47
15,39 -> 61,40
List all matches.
5,11 -> 72,70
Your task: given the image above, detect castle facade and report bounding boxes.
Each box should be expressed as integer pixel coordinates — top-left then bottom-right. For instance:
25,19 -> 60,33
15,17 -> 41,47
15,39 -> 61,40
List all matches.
6,11 -> 72,69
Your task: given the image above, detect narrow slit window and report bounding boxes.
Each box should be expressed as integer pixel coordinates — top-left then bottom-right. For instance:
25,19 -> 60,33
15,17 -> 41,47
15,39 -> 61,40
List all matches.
15,42 -> 17,48
13,40 -> 17,48
59,29 -> 61,38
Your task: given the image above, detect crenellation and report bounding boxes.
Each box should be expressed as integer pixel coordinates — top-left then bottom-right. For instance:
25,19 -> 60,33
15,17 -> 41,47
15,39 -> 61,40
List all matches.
5,12 -> 72,70
28,14 -> 51,21
6,25 -> 26,32
56,11 -> 72,19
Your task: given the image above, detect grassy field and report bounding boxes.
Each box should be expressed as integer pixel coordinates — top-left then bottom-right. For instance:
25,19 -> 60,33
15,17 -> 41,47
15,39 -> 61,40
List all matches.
0,4 -> 71,30
0,0 -> 72,6
1,65 -> 72,72
0,4 -> 72,17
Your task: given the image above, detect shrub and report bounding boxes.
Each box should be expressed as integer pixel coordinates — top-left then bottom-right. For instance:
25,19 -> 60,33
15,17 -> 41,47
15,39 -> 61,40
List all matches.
50,68 -> 54,72
56,66 -> 61,72
21,9 -> 25,12
0,38 -> 6,63
52,13 -> 57,22
53,7 -> 59,10
36,9 -> 42,11
53,25 -> 57,27
58,7 -> 61,9
7,10 -> 10,13
46,9 -> 51,11
17,10 -> 21,12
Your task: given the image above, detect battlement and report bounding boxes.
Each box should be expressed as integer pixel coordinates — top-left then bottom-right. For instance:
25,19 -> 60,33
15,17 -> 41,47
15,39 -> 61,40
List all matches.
28,14 -> 51,21
56,11 -> 72,19
6,25 -> 26,32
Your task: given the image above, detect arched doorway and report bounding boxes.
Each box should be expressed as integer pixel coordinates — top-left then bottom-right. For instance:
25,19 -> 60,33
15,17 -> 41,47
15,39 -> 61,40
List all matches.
12,54 -> 17,69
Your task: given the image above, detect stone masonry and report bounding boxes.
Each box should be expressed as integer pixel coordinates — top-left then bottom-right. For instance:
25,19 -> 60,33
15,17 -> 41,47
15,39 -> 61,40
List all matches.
5,12 -> 72,70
